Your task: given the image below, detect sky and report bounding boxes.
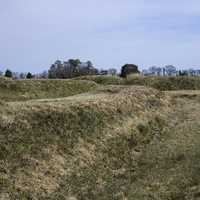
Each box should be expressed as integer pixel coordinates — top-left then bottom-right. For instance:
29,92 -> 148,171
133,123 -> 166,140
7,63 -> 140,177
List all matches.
0,0 -> 200,72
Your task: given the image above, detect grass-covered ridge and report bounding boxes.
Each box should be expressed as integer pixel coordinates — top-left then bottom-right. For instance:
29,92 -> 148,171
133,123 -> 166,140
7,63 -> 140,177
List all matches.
76,75 -> 200,90
74,75 -> 124,85
0,77 -> 98,101
0,86 -> 170,199
1,79 -> 200,199
125,75 -> 200,90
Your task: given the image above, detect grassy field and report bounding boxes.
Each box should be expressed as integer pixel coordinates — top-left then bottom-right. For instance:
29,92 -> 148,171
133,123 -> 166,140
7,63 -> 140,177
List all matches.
74,75 -> 124,85
125,75 -> 200,90
0,78 -> 200,199
75,75 -> 200,90
0,77 -> 98,101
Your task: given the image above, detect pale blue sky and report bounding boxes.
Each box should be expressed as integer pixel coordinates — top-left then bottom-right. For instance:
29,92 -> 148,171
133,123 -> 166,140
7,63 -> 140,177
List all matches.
0,0 -> 200,72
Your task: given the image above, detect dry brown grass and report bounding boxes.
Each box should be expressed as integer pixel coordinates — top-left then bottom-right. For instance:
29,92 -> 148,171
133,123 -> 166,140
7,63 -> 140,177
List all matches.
0,78 -> 98,101
0,85 -> 170,199
15,146 -> 66,195
1,82 -> 200,199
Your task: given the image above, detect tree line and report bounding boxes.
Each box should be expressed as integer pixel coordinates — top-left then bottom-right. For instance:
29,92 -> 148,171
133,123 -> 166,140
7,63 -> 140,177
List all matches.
0,69 -> 48,79
0,59 -> 120,79
48,59 -> 98,79
1,58 -> 200,80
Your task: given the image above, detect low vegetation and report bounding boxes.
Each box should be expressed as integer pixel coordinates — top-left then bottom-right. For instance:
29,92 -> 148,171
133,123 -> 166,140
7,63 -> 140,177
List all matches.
125,75 -> 200,90
74,75 -> 124,85
0,77 -> 98,101
77,75 -> 200,90
1,78 -> 200,199
0,85 -> 170,199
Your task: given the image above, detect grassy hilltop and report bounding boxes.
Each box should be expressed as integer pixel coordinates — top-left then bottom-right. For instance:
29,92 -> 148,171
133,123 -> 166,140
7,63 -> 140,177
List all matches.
75,75 -> 200,90
0,77 -> 97,101
1,77 -> 200,199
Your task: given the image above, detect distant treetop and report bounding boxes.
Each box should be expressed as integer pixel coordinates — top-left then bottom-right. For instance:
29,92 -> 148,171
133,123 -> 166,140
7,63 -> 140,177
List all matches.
48,59 -> 98,79
4,69 -> 13,78
26,72 -> 33,79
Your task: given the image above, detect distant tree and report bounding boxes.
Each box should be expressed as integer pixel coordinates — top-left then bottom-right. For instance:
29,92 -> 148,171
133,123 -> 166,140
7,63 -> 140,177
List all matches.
56,63 -> 65,78
39,70 -> 48,79
19,73 -> 26,79
165,65 -> 177,76
26,72 -> 33,79
179,70 -> 188,76
99,70 -> 108,75
120,64 -> 140,78
148,66 -> 162,76
79,61 -> 98,76
12,72 -> 20,79
0,71 -> 3,76
53,60 -> 65,78
108,68 -> 117,76
67,59 -> 81,77
48,59 -> 99,79
188,68 -> 196,76
4,69 -> 12,78
86,61 -> 93,68
86,61 -> 98,75
68,59 -> 81,67
48,64 -> 57,79
54,60 -> 62,65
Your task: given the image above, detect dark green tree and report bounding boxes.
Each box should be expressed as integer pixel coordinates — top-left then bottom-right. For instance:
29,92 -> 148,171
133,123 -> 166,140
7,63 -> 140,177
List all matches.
179,70 -> 188,76
26,72 -> 33,79
120,64 -> 140,78
4,69 -> 12,78
48,64 -> 57,79
68,59 -> 81,66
